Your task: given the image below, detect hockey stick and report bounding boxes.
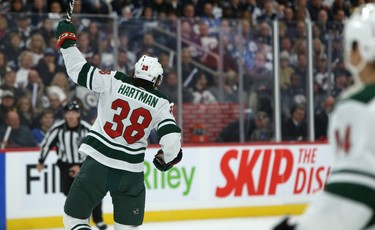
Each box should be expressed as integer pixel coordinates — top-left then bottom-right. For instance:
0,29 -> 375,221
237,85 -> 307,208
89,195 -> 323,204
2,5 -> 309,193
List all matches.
66,0 -> 75,22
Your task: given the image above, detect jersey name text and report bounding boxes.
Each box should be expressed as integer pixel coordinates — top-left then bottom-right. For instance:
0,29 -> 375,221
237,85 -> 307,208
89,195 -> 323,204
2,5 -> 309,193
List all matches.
117,83 -> 159,108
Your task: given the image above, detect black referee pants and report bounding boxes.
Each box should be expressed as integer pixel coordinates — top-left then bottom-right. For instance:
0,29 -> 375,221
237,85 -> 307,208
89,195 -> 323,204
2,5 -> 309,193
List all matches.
58,161 -> 104,224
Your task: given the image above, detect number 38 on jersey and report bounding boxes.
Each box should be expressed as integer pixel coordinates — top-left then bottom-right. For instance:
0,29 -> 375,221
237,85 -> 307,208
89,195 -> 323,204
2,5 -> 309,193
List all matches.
103,99 -> 152,144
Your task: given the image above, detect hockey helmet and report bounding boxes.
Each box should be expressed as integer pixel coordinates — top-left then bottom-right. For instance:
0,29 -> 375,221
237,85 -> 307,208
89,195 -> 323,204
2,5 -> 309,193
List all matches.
344,3 -> 375,85
63,100 -> 80,113
134,55 -> 163,87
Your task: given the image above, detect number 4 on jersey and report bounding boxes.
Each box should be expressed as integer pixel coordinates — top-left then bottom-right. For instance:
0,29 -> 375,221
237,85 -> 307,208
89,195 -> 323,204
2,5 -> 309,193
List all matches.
334,126 -> 351,154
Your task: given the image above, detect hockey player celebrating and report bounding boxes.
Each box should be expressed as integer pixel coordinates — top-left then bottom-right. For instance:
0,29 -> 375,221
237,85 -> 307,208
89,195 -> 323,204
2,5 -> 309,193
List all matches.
55,21 -> 183,230
274,3 -> 375,230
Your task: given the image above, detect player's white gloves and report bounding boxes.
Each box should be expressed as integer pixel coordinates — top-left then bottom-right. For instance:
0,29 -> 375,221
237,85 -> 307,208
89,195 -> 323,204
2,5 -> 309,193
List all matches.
153,149 -> 183,171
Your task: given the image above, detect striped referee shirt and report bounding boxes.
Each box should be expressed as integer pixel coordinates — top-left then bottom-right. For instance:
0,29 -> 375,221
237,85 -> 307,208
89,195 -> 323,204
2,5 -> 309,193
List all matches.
38,119 -> 92,164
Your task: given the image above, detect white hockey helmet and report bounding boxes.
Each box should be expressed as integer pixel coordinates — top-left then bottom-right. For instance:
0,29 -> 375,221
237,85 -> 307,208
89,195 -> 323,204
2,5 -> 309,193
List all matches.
344,3 -> 375,85
134,55 -> 163,87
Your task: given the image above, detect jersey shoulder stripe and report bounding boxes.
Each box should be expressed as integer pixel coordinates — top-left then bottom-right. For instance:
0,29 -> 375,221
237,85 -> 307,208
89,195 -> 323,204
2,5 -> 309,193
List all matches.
346,83 -> 375,104
114,71 -> 132,84
147,88 -> 172,103
84,134 -> 144,164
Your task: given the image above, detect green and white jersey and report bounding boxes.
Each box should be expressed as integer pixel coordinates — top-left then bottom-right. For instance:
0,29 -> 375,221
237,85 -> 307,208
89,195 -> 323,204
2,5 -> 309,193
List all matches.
326,84 -> 375,210
61,47 -> 181,172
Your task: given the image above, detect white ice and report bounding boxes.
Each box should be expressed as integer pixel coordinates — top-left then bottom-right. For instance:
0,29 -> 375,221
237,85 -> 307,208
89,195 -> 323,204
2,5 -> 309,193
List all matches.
35,216 -> 286,230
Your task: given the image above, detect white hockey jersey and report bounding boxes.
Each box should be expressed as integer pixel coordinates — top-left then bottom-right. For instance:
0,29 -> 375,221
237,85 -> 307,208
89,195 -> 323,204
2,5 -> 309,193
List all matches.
297,85 -> 375,230
61,47 -> 181,172
327,85 -> 375,192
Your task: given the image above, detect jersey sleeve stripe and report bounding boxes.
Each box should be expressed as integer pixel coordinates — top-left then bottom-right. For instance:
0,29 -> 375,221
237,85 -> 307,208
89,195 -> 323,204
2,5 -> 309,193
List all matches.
88,67 -> 96,90
89,130 -> 146,152
157,124 -> 181,138
84,135 -> 144,164
158,119 -> 176,129
326,183 -> 375,210
331,169 -> 375,180
77,63 -> 91,87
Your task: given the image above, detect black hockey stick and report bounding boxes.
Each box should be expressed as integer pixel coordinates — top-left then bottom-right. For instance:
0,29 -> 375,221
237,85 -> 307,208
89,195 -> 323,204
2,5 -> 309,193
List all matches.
66,0 -> 75,22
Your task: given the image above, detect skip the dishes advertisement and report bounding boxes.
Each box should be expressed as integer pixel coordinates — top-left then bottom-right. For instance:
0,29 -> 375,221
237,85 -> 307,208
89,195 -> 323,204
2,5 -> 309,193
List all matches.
3,143 -> 334,222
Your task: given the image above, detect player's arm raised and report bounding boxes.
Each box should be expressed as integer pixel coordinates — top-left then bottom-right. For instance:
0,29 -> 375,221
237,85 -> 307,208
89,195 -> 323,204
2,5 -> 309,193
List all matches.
55,20 -> 112,93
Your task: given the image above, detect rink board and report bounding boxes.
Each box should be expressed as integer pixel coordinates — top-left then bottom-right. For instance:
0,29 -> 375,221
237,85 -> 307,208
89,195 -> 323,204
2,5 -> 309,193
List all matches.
1,143 -> 334,229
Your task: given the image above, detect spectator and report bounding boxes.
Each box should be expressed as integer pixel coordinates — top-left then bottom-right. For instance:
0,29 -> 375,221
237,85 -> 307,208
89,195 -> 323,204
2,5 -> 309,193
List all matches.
117,34 -> 136,65
47,92 -> 64,120
11,14 -> 36,47
313,80 -> 328,111
30,0 -> 48,26
99,35 -> 114,69
35,48 -> 64,86
16,51 -> 34,88
48,0 -> 64,14
86,21 -> 100,53
16,95 -> 35,128
0,51 -> 8,81
27,32 -> 47,65
257,0 -> 277,23
116,49 -> 133,73
216,110 -> 269,142
0,110 -> 37,147
181,48 -> 199,89
332,72 -> 349,98
314,54 -> 332,92
0,16 -> 9,50
47,72 -> 71,103
316,9 -> 329,40
0,90 -> 16,126
210,70 -> 239,103
279,51 -> 294,90
282,104 -> 307,141
159,70 -> 194,103
250,111 -> 273,142
293,53 -> 308,89
31,108 -> 55,145
38,18 -> 54,44
192,72 -> 217,103
76,31 -> 94,60
136,32 -> 162,59
81,0 -> 110,15
315,95 -> 335,140
3,32 -> 25,69
308,0 -> 324,21
24,69 -> 47,113
0,71 -> 25,98
158,53 -> 172,74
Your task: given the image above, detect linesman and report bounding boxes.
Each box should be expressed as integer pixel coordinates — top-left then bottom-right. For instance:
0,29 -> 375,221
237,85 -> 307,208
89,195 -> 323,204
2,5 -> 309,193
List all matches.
37,100 -> 107,230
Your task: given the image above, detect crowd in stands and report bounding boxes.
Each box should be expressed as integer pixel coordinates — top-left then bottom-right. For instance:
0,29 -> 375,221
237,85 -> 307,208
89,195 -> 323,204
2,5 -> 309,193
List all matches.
0,0 -> 366,146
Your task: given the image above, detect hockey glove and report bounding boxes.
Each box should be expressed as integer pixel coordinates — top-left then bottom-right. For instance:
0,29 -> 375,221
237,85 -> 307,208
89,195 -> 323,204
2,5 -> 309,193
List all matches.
55,20 -> 77,49
153,149 -> 183,172
273,217 -> 296,230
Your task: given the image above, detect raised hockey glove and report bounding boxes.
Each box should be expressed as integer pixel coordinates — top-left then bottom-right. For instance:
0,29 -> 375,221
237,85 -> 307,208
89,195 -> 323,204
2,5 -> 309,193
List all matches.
55,20 -> 77,49
273,217 -> 296,230
153,149 -> 183,172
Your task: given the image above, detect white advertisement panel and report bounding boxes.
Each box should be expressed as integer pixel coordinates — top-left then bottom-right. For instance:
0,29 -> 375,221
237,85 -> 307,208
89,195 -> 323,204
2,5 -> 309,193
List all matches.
5,144 -> 334,219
